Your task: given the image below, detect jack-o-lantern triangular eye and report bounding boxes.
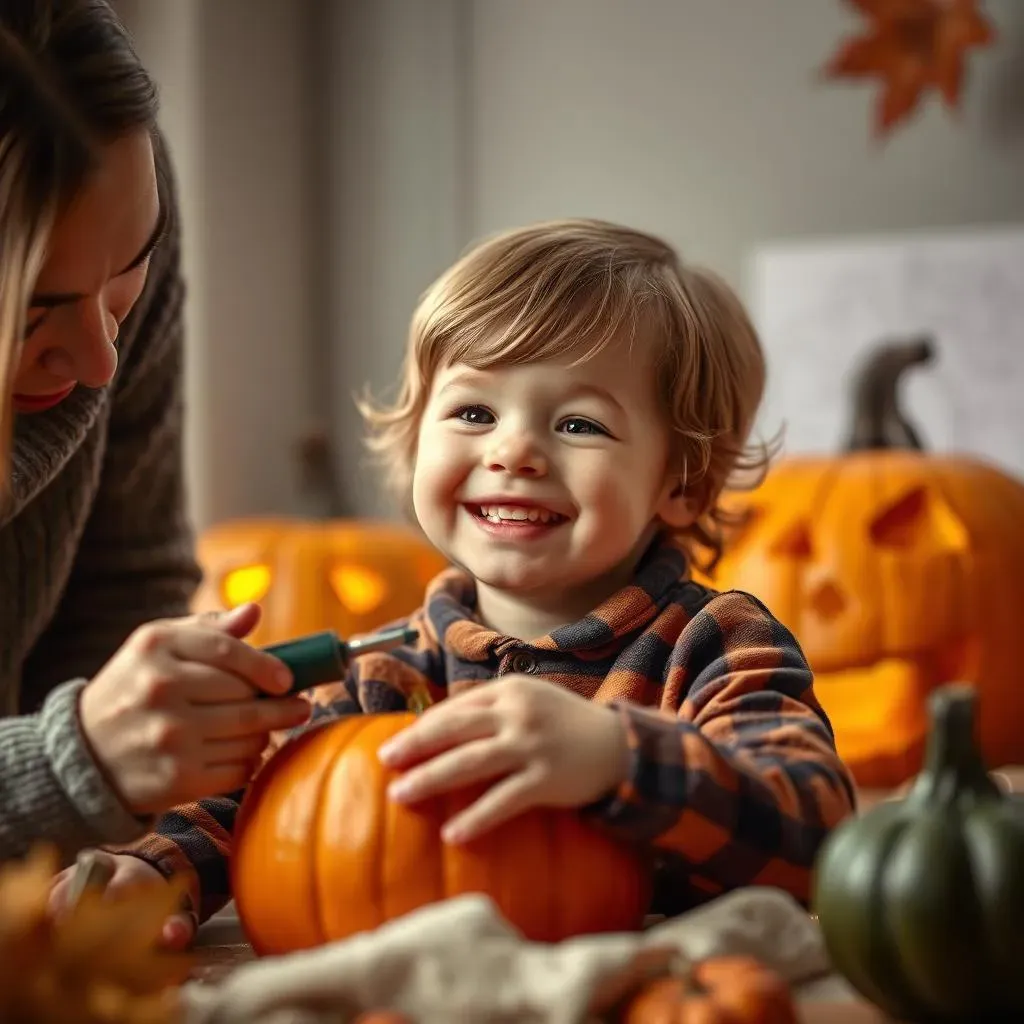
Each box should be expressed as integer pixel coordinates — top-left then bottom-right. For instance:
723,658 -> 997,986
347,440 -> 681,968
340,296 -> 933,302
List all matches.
329,564 -> 388,615
869,486 -> 969,551
221,564 -> 272,608
771,521 -> 813,559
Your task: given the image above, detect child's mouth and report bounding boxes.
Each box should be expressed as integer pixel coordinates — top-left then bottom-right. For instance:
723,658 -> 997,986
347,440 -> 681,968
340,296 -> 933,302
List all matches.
473,504 -> 567,525
464,503 -> 569,538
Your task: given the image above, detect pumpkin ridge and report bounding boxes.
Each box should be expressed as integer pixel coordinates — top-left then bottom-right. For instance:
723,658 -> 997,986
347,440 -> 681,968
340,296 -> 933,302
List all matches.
867,820 -> 932,1018
320,716 -> 379,943
369,716 -> 403,933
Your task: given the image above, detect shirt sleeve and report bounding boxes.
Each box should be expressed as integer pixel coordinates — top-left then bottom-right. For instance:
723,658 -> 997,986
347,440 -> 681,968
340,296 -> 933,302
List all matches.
584,589 -> 857,906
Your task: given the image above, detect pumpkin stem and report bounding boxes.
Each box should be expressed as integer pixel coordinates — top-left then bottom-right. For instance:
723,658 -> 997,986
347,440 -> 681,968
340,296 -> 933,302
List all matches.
296,427 -> 349,518
908,683 -> 1002,805
844,336 -> 935,453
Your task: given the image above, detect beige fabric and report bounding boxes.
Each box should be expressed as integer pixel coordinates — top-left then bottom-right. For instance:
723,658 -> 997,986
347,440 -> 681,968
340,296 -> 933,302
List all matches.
181,887 -> 849,1024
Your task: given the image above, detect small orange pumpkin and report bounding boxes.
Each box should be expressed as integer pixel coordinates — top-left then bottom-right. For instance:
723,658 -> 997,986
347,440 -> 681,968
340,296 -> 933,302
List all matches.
231,713 -> 651,955
621,956 -> 798,1024
192,432 -> 448,645
709,339 -> 1024,788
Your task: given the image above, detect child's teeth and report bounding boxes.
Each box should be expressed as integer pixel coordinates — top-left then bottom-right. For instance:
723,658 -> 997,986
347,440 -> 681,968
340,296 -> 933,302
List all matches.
479,505 -> 557,523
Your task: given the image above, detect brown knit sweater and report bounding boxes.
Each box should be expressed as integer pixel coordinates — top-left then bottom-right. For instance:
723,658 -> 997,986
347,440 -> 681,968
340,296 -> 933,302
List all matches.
0,145 -> 201,863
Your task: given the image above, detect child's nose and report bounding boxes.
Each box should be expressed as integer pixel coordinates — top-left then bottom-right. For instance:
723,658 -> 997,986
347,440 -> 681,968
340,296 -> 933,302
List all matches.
484,434 -> 549,477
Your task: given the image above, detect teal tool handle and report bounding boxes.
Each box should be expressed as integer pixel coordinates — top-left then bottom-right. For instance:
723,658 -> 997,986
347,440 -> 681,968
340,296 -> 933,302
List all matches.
260,624 -> 418,696
261,630 -> 348,695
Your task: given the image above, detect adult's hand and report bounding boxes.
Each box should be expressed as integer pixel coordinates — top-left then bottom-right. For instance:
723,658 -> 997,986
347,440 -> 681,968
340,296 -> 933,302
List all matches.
78,603 -> 309,815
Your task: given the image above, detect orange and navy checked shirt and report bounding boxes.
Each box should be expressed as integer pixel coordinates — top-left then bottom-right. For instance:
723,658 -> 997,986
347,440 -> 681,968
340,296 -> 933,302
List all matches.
116,537 -> 856,923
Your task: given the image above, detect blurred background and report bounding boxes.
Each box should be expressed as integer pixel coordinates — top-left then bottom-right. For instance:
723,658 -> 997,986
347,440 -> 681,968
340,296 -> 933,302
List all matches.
111,0 -> 1024,531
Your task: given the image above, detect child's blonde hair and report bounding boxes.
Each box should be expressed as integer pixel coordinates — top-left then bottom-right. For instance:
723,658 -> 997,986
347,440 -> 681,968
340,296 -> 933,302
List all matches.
360,218 -> 772,570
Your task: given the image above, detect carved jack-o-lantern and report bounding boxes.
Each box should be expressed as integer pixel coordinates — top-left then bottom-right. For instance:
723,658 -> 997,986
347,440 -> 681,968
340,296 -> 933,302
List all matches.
191,432 -> 449,645
192,518 -> 449,646
710,339 -> 1024,788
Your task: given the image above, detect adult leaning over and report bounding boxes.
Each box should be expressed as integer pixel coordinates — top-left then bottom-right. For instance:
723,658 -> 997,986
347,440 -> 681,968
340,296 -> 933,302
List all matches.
0,0 -> 309,863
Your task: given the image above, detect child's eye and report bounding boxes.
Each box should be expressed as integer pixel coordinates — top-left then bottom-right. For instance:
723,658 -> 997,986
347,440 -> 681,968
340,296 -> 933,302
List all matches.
454,405 -> 495,425
557,416 -> 608,437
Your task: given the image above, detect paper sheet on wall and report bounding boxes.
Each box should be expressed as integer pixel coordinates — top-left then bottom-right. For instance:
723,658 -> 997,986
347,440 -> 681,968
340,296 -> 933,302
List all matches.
749,226 -> 1024,482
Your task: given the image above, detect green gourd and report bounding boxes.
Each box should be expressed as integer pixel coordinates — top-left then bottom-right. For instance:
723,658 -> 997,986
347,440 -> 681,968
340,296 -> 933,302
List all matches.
813,683 -> 1024,1023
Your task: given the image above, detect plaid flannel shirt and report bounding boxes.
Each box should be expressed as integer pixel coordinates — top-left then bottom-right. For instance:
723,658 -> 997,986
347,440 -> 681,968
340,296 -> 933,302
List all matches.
114,536 -> 856,922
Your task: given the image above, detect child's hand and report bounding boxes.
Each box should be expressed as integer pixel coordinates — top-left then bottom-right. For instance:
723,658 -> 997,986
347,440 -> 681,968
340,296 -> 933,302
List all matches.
48,851 -> 197,950
379,675 -> 630,844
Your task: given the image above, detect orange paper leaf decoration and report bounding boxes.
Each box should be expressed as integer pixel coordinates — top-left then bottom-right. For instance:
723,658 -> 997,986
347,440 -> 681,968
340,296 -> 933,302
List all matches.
824,0 -> 997,137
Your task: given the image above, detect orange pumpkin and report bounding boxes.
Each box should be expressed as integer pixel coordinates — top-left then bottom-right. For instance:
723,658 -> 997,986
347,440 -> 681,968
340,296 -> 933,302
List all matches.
709,339 -> 1024,788
231,713 -> 651,954
621,956 -> 798,1024
192,430 -> 448,645
192,516 -> 448,646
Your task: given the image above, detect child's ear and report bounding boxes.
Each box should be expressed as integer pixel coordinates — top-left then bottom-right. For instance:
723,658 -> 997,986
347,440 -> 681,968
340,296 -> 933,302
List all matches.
657,476 -> 700,530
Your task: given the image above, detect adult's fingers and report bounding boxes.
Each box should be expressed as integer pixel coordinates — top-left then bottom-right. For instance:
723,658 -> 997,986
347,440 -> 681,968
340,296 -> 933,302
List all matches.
182,602 -> 260,639
138,620 -> 291,697
202,734 -> 272,767
171,662 -> 274,705
195,695 -> 310,741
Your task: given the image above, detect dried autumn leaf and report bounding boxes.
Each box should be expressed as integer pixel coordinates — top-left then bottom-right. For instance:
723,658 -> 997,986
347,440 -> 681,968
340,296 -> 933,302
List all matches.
823,0 -> 997,137
0,844 -> 193,1024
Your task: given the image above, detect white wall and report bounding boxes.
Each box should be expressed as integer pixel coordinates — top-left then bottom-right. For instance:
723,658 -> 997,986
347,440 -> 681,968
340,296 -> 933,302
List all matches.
116,0 -> 327,530
326,0 -> 1024,518
121,1 -> 1024,523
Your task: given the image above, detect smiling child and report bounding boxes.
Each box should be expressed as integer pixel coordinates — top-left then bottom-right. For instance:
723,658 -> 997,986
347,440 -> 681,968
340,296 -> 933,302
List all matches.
55,219 -> 856,945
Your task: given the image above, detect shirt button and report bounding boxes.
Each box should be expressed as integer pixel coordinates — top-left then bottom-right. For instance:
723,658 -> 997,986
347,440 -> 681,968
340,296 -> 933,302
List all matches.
509,651 -> 536,674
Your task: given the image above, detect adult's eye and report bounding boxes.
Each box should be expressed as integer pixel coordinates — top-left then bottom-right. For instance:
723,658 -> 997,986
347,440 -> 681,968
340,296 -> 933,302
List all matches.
24,310 -> 49,338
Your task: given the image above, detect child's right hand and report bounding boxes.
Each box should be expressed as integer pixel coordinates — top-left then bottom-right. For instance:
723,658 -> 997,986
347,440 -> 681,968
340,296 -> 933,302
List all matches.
78,602 -> 311,816
48,851 -> 197,949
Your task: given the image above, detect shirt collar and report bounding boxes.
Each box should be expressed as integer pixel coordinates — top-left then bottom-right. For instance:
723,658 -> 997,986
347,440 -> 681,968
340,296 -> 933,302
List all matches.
422,534 -> 691,664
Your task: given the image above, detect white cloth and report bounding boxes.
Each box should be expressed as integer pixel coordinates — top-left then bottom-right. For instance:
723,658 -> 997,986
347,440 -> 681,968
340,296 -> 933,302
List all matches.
181,886 -> 842,1024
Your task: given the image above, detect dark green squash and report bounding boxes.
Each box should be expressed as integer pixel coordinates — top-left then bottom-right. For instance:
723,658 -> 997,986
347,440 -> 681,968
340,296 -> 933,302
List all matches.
813,682 -> 1024,1022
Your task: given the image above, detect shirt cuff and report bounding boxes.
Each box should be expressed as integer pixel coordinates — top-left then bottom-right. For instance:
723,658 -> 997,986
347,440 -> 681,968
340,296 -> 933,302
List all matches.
581,700 -> 695,843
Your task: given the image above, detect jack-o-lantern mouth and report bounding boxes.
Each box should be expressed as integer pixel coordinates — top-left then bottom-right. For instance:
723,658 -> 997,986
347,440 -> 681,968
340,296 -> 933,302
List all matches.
815,657 -> 929,780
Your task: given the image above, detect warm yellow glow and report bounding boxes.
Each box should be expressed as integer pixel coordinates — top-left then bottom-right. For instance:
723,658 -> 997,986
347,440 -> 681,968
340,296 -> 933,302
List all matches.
221,564 -> 272,607
329,564 -> 387,614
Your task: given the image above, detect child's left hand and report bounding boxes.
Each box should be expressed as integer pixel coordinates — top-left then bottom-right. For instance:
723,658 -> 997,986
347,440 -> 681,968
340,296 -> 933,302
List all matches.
378,675 -> 630,844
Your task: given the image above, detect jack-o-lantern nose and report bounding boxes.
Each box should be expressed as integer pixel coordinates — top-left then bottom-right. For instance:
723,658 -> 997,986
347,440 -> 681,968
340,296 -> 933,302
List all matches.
809,579 -> 846,621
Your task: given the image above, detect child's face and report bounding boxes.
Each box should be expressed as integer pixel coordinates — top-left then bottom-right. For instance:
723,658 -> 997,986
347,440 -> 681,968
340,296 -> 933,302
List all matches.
412,336 -> 695,602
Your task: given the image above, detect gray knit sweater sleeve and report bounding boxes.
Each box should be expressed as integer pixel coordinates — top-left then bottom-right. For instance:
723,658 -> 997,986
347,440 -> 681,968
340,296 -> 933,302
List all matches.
0,680 -> 147,862
0,141 -> 201,864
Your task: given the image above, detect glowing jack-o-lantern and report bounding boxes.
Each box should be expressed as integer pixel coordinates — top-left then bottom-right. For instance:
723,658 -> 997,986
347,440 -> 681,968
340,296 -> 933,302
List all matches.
192,432 -> 449,645
192,518 -> 449,646
709,339 -> 1024,788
